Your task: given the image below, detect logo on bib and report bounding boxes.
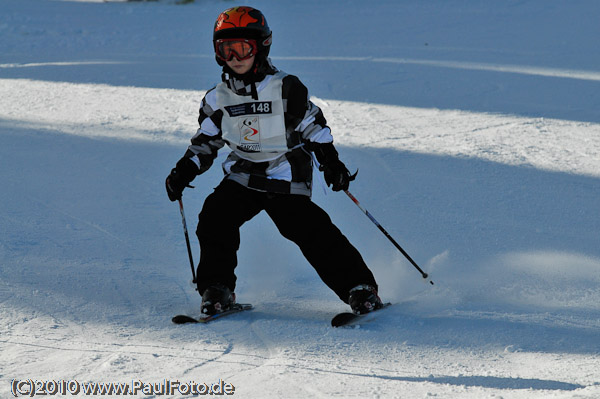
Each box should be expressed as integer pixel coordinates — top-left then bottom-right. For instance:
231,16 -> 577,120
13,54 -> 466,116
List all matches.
238,117 -> 261,152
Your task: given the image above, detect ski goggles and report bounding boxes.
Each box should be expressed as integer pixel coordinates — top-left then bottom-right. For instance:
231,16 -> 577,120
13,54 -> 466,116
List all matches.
215,38 -> 258,62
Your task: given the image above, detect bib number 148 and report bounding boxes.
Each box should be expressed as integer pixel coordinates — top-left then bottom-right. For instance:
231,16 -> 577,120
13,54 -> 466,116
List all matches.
250,102 -> 271,114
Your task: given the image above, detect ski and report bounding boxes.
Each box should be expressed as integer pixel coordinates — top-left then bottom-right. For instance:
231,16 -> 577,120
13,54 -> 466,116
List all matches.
331,302 -> 392,328
172,303 -> 253,324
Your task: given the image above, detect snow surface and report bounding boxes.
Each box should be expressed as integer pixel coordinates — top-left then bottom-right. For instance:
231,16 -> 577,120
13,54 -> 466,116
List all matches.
1,0 -> 600,397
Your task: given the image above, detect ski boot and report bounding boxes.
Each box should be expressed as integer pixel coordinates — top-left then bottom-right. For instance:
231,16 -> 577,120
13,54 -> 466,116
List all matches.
201,284 -> 235,316
348,284 -> 383,315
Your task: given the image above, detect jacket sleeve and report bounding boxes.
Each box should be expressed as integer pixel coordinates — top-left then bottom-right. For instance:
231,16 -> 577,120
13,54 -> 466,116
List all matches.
282,75 -> 334,148
183,88 -> 226,174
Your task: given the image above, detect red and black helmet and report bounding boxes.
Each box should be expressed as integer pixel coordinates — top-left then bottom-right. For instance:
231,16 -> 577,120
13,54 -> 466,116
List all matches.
213,6 -> 272,66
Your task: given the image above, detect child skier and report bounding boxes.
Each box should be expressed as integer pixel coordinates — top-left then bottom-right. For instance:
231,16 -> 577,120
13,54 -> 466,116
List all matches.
166,6 -> 383,316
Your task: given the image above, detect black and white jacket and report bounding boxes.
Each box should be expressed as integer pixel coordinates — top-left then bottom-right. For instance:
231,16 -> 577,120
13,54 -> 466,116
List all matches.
184,65 -> 334,196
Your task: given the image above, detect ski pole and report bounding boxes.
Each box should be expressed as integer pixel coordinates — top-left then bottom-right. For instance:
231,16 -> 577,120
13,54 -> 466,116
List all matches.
344,190 -> 434,285
178,198 -> 197,285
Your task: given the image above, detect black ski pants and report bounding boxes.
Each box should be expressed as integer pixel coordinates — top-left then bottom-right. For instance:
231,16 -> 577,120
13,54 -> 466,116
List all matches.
195,179 -> 377,302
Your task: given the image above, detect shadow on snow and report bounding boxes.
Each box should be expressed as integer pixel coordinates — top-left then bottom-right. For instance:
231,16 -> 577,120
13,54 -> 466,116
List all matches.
1,122 -> 599,355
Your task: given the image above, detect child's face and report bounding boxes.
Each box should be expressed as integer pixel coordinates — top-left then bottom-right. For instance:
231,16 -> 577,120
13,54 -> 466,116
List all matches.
226,55 -> 255,75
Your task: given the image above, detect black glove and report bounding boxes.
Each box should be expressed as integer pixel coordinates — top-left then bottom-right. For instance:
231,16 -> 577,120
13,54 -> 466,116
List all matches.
320,160 -> 354,191
313,143 -> 356,192
165,157 -> 199,201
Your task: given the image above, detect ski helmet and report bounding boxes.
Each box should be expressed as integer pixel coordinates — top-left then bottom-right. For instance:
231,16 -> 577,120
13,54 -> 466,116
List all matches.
213,6 -> 272,66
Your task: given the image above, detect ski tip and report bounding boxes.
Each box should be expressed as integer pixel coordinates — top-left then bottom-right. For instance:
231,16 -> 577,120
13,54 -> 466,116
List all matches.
331,312 -> 357,328
331,302 -> 393,328
172,303 -> 254,325
172,314 -> 199,324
